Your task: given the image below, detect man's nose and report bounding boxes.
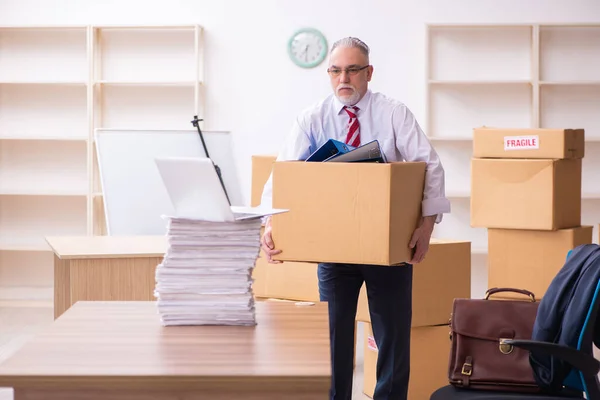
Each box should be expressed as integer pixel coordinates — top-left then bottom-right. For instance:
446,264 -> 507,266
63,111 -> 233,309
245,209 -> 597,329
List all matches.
339,70 -> 350,82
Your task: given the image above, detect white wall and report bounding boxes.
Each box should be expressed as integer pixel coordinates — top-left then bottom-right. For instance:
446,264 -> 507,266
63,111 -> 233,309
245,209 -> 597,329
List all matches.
1,0 -> 598,297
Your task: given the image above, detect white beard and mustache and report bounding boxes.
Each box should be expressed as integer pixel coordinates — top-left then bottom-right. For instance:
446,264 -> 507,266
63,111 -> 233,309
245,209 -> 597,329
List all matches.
335,84 -> 361,106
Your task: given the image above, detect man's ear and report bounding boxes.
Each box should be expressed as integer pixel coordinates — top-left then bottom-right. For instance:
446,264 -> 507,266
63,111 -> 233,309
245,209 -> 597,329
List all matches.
366,65 -> 374,81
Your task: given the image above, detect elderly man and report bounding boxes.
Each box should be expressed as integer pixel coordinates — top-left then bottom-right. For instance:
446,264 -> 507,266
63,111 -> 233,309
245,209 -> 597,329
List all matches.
259,37 -> 450,400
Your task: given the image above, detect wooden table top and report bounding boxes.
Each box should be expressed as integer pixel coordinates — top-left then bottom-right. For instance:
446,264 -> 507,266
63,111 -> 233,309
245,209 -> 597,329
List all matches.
0,301 -> 330,392
45,235 -> 167,259
44,235 -> 466,260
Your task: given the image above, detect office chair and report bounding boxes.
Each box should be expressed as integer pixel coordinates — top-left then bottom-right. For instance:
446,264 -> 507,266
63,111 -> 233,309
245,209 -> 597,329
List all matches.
430,247 -> 600,400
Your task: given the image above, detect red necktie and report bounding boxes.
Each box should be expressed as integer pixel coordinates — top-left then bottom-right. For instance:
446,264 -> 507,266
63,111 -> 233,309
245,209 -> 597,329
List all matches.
344,106 -> 360,147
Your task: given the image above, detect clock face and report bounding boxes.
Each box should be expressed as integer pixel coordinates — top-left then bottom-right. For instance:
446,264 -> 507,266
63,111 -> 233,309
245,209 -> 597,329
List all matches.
288,28 -> 328,68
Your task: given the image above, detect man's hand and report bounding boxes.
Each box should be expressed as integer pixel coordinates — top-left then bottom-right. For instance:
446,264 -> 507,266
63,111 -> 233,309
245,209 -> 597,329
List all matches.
261,216 -> 282,264
408,215 -> 436,264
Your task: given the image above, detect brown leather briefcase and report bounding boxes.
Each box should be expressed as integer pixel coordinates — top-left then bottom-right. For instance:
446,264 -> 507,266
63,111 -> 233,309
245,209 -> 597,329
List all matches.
448,287 -> 541,392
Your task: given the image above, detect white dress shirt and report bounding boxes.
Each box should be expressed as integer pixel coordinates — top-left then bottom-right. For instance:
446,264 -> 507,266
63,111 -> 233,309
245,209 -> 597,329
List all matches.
260,89 -> 451,222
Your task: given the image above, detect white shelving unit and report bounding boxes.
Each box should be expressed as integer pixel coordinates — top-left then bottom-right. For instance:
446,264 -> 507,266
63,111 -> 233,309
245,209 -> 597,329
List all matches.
426,23 -> 600,255
0,24 -> 204,300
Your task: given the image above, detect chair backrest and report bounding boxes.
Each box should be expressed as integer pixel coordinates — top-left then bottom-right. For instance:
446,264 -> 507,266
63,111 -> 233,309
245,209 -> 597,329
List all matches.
561,249 -> 581,391
536,245 -> 600,395
571,274 -> 600,396
567,246 -> 600,361
561,248 -> 600,393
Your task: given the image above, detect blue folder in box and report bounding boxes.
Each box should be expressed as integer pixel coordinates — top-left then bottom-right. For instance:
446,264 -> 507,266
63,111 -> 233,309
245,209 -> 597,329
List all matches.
305,139 -> 355,162
325,140 -> 386,163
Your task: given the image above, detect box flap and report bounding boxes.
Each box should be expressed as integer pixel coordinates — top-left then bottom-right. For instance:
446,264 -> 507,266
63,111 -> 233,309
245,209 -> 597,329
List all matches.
472,159 -> 554,184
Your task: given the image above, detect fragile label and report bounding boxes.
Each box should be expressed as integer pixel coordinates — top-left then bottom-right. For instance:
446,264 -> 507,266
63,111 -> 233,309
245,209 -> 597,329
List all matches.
367,335 -> 378,351
504,135 -> 539,151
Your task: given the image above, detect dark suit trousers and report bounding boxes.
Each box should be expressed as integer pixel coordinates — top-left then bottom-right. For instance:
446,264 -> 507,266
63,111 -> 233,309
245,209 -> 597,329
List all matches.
317,262 -> 413,400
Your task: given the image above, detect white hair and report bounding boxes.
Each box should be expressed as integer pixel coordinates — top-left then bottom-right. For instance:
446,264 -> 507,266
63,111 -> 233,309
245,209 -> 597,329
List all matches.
330,37 -> 370,63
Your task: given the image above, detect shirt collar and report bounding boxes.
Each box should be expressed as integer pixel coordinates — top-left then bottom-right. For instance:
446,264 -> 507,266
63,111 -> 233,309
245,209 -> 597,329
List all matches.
334,89 -> 372,115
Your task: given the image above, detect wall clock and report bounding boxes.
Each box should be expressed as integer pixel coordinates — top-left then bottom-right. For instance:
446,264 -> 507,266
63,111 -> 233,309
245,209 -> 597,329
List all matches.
287,28 -> 328,68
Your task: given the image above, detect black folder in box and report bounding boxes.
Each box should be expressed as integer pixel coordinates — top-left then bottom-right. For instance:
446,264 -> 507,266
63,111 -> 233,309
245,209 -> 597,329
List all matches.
325,140 -> 386,163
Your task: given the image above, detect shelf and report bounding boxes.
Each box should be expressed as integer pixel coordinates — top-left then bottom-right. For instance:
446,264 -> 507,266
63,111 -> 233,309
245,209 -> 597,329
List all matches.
427,23 -> 535,28
583,203 -> 600,247
0,81 -> 87,85
540,26 -> 600,82
93,196 -> 107,236
0,189 -> 87,196
540,84 -> 600,139
96,84 -> 196,130
432,197 -> 488,252
0,83 -> 88,140
95,80 -> 198,86
0,195 -> 87,249
433,141 -> 471,195
429,135 -> 600,142
0,24 -> 205,300
94,26 -> 199,82
0,27 -> 88,82
0,135 -> 87,141
430,80 -> 600,87
0,286 -> 53,301
429,80 -> 532,86
583,145 -> 600,196
427,25 -> 533,81
0,140 -> 88,194
92,25 -> 199,30
446,191 -> 470,198
428,135 -> 472,141
0,251 -> 54,287
0,237 -> 51,251
92,143 -> 102,194
426,23 -> 600,286
472,247 -> 488,255
428,83 -> 533,138
540,81 -> 600,86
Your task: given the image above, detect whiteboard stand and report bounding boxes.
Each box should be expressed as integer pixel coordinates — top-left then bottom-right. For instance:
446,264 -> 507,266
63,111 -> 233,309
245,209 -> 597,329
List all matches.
94,128 -> 241,236
191,115 -> 231,204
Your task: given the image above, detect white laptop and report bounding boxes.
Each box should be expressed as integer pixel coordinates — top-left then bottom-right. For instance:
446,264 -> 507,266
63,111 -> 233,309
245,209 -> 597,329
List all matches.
154,156 -> 288,222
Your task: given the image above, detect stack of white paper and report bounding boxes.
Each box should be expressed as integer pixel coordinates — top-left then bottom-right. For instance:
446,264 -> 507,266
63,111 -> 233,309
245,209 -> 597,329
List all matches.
154,216 -> 263,326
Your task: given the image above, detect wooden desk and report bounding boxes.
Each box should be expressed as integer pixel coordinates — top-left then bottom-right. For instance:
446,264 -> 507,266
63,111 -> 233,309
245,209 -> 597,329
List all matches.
0,301 -> 330,400
46,236 -> 167,319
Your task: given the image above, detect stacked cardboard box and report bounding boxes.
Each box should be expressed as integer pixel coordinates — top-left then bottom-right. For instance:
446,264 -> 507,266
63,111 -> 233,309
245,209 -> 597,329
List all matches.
357,239 -> 471,398
250,155 -> 320,302
471,127 -> 592,300
270,161 -> 427,265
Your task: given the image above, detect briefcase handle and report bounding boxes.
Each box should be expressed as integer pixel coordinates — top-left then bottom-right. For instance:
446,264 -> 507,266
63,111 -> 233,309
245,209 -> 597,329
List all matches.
485,287 -> 536,302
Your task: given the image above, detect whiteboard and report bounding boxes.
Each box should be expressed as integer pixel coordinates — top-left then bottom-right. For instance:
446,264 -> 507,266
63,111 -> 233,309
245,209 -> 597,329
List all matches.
95,128 -> 243,236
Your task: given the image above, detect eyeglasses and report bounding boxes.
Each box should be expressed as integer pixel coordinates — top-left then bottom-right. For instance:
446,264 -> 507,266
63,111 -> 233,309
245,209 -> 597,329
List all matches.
327,65 -> 369,77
